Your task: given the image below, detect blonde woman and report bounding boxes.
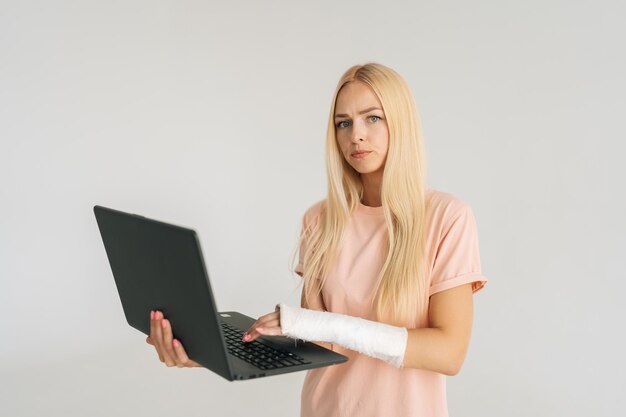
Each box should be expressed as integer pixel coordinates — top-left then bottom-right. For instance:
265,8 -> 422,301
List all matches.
148,62 -> 488,417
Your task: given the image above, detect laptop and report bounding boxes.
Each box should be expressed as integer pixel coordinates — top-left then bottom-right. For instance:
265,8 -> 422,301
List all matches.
94,205 -> 348,381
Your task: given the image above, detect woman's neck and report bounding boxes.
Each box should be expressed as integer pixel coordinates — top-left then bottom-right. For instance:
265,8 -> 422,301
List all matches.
360,171 -> 383,207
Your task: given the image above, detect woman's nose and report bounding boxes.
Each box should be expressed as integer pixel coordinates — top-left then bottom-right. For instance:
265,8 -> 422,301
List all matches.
351,122 -> 366,143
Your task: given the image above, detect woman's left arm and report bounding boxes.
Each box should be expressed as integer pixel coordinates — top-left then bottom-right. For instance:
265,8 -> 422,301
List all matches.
244,283 -> 476,375
403,283 -> 474,375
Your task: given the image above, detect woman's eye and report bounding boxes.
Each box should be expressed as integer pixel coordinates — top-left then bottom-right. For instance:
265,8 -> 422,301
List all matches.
368,115 -> 381,123
336,120 -> 351,129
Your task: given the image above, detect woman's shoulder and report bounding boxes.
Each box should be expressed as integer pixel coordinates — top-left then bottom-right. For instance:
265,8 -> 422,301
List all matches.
303,198 -> 325,216
300,198 -> 326,227
425,187 -> 474,223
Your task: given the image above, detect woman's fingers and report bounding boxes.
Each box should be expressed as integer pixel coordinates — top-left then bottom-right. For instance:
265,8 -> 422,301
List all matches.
153,308 -> 294,368
255,326 -> 283,337
161,319 -> 183,367
246,311 -> 279,333
149,310 -> 199,369
246,325 -> 280,343
256,318 -> 281,330
150,311 -> 165,362
172,339 -> 201,368
153,311 -> 175,366
172,339 -> 187,368
244,317 -> 273,340
146,311 -> 202,368
244,311 -> 283,342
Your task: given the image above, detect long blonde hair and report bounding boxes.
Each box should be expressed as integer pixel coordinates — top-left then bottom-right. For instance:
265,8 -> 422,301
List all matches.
298,62 -> 428,327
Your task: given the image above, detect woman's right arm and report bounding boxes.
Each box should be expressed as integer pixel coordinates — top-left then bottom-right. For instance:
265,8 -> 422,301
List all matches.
146,310 -> 202,368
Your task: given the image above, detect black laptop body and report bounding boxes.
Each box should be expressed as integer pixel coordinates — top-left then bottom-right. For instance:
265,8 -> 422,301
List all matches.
94,205 -> 348,381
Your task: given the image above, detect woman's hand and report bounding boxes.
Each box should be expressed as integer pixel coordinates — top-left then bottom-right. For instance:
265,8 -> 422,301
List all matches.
242,304 -> 283,343
145,310 -> 202,368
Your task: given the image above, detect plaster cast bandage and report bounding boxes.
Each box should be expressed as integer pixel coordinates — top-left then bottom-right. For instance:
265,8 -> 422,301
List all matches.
278,304 -> 408,368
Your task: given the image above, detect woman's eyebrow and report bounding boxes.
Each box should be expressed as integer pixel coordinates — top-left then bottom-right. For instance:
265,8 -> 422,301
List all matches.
334,107 -> 383,118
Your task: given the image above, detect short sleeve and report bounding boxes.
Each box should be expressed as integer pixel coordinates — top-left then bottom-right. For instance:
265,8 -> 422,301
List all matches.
294,200 -> 324,277
294,213 -> 306,277
429,203 -> 488,297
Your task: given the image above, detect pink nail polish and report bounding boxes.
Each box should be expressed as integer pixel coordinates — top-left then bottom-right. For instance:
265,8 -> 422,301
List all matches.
161,319 -> 167,329
173,339 -> 180,347
150,310 -> 154,320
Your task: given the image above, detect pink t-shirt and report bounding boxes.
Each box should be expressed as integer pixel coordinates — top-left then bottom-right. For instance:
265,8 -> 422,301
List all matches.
294,188 -> 488,417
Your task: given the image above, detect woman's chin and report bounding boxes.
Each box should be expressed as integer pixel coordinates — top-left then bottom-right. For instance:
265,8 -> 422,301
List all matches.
351,164 -> 385,176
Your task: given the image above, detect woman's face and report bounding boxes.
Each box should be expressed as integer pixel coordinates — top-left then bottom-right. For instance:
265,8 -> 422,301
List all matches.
334,81 -> 389,176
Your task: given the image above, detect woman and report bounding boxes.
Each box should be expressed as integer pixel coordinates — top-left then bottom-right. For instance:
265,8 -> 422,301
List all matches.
147,62 -> 488,417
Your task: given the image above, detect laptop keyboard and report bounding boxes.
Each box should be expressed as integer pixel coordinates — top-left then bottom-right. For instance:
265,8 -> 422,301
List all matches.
221,322 -> 312,370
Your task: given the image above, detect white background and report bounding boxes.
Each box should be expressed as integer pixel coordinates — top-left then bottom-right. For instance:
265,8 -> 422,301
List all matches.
2,1 -> 625,416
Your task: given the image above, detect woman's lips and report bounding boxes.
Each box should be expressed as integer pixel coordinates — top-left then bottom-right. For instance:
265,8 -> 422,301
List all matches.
351,151 -> 372,159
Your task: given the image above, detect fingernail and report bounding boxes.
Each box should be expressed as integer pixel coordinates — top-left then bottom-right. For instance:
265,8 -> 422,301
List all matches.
161,319 -> 167,329
150,310 -> 154,320
242,334 -> 250,341
173,339 -> 180,348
